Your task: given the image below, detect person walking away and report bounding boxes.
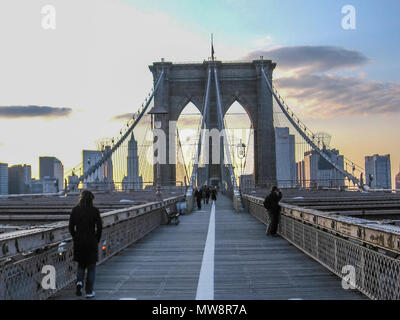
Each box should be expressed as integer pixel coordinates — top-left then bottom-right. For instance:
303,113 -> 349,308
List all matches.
194,187 -> 202,210
205,186 -> 210,204
69,190 -> 103,298
211,188 -> 217,202
202,186 -> 207,204
263,186 -> 282,236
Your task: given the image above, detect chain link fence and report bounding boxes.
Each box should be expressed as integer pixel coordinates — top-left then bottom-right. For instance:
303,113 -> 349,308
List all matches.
242,195 -> 400,300
0,196 -> 182,300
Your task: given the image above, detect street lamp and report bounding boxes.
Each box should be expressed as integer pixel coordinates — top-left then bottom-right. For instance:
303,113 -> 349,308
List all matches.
148,103 -> 168,201
236,139 -> 246,177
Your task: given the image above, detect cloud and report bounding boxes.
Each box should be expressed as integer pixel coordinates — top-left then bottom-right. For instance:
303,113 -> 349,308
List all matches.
244,46 -> 370,73
111,112 -> 135,121
0,106 -> 72,119
243,45 -> 399,118
275,74 -> 400,118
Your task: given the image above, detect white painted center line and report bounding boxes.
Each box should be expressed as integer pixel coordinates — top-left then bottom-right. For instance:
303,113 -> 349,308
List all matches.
196,201 -> 215,300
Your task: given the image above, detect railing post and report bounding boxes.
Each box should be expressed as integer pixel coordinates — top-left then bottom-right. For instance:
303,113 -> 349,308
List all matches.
360,248 -> 365,295
334,238 -> 338,271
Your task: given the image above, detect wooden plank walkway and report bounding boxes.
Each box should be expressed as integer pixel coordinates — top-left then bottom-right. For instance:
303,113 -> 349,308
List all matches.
52,195 -> 365,300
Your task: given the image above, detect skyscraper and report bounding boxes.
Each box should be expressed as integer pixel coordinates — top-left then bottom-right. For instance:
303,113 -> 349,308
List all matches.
103,145 -> 114,191
296,160 -> 305,188
122,133 -> 143,190
304,149 -> 345,188
275,127 -> 296,187
83,150 -> 104,183
8,164 -> 32,194
395,167 -> 400,190
39,157 -> 64,191
365,154 -> 392,189
0,163 -> 8,195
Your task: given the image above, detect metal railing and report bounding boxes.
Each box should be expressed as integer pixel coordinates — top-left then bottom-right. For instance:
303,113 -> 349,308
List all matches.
0,195 -> 184,300
239,179 -> 361,195
242,194 -> 400,300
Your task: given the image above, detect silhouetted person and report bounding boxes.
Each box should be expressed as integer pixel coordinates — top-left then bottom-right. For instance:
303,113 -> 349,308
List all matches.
194,187 -> 202,210
205,186 -> 210,204
202,185 -> 207,204
263,186 -> 282,236
211,188 -> 217,202
69,190 -> 103,298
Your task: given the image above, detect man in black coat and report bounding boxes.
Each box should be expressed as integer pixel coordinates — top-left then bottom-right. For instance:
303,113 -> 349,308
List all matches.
69,190 -> 103,298
205,186 -> 211,204
264,186 -> 282,236
194,187 -> 202,210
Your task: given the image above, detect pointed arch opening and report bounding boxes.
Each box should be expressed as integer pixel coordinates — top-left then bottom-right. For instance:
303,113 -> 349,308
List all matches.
176,102 -> 203,186
224,101 -> 254,185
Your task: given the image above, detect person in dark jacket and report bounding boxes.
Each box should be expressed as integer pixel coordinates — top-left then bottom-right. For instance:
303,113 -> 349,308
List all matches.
69,190 -> 103,298
264,186 -> 282,236
194,187 -> 202,210
205,186 -> 211,204
201,185 -> 207,204
211,187 -> 217,202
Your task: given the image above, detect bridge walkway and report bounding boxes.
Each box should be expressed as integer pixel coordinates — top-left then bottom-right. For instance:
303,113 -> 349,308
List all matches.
52,195 -> 365,300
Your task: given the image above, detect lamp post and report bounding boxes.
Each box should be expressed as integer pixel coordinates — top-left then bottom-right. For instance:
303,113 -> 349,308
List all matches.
236,139 -> 246,177
148,102 -> 168,201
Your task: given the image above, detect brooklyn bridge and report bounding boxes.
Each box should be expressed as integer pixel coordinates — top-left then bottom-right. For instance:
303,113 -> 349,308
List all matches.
1,58 -> 399,300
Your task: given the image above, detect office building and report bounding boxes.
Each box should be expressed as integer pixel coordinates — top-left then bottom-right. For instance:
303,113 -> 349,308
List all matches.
8,164 -> 32,194
0,163 -> 8,195
83,150 -> 104,183
275,127 -> 296,187
304,149 -> 345,188
67,172 -> 80,192
39,157 -> 64,191
365,154 -> 392,189
296,160 -> 305,188
103,146 -> 114,191
31,179 -> 43,194
83,147 -> 114,191
395,168 -> 400,190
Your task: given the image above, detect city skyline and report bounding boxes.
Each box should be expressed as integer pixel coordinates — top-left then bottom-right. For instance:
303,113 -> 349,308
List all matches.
0,0 -> 399,184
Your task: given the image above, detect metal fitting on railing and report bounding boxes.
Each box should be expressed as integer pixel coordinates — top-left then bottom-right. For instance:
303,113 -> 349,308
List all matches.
57,242 -> 67,256
101,240 -> 107,252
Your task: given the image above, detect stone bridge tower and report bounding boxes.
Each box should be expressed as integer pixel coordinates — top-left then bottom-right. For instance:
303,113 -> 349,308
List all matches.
149,59 -> 277,187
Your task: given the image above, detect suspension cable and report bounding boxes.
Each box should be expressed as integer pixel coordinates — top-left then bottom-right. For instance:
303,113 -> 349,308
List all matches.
260,67 -> 361,186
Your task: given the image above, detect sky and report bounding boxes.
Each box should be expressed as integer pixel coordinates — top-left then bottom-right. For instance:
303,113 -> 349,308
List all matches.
0,0 -> 399,185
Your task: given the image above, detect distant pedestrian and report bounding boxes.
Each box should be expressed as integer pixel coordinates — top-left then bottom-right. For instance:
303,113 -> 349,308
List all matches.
263,186 -> 282,236
194,187 -> 202,210
69,190 -> 103,298
202,186 -> 207,204
205,186 -> 210,204
211,188 -> 217,202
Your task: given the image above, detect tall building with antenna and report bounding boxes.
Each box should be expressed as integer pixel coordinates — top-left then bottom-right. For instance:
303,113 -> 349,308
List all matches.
122,133 -> 142,190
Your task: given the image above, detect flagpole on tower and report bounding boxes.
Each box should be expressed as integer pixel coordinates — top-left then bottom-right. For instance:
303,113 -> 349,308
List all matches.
211,33 -> 215,61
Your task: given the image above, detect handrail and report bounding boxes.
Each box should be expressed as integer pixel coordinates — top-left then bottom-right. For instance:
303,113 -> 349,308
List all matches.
0,195 -> 183,261
242,194 -> 400,255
